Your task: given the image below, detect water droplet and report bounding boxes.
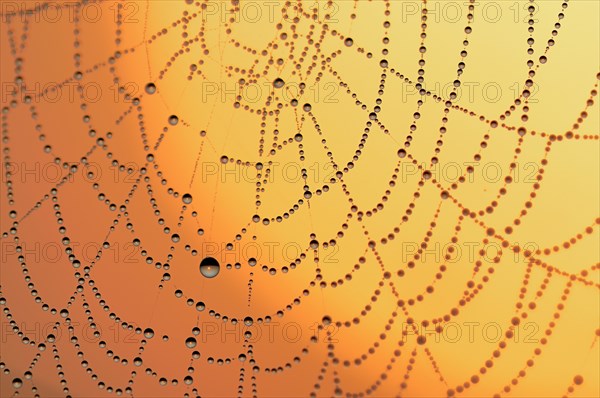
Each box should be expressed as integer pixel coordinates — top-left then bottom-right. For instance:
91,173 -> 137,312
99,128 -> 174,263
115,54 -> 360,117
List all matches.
145,83 -> 156,94
344,38 -> 354,47
168,115 -> 179,126
182,194 -> 193,204
143,328 -> 155,339
200,257 -> 220,278
273,78 -> 284,88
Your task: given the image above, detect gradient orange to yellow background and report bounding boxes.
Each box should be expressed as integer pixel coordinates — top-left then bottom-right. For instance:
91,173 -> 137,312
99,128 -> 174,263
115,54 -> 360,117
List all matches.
0,1 -> 599,397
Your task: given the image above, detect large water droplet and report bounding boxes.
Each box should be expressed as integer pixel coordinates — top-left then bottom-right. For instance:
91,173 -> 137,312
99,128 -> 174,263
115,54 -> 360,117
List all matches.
200,257 -> 220,278
182,194 -> 193,204
185,337 -> 197,348
145,83 -> 156,94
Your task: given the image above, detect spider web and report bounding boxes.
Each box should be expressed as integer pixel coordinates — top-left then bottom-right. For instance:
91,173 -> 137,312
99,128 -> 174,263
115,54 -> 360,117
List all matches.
0,1 -> 599,397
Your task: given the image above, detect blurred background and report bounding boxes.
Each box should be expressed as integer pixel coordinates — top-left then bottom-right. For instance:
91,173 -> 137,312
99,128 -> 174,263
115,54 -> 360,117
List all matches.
0,1 -> 598,397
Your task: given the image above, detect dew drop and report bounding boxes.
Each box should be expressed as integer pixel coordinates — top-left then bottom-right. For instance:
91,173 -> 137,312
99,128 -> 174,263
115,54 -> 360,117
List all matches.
200,257 -> 220,278
143,328 -> 155,339
145,83 -> 156,94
